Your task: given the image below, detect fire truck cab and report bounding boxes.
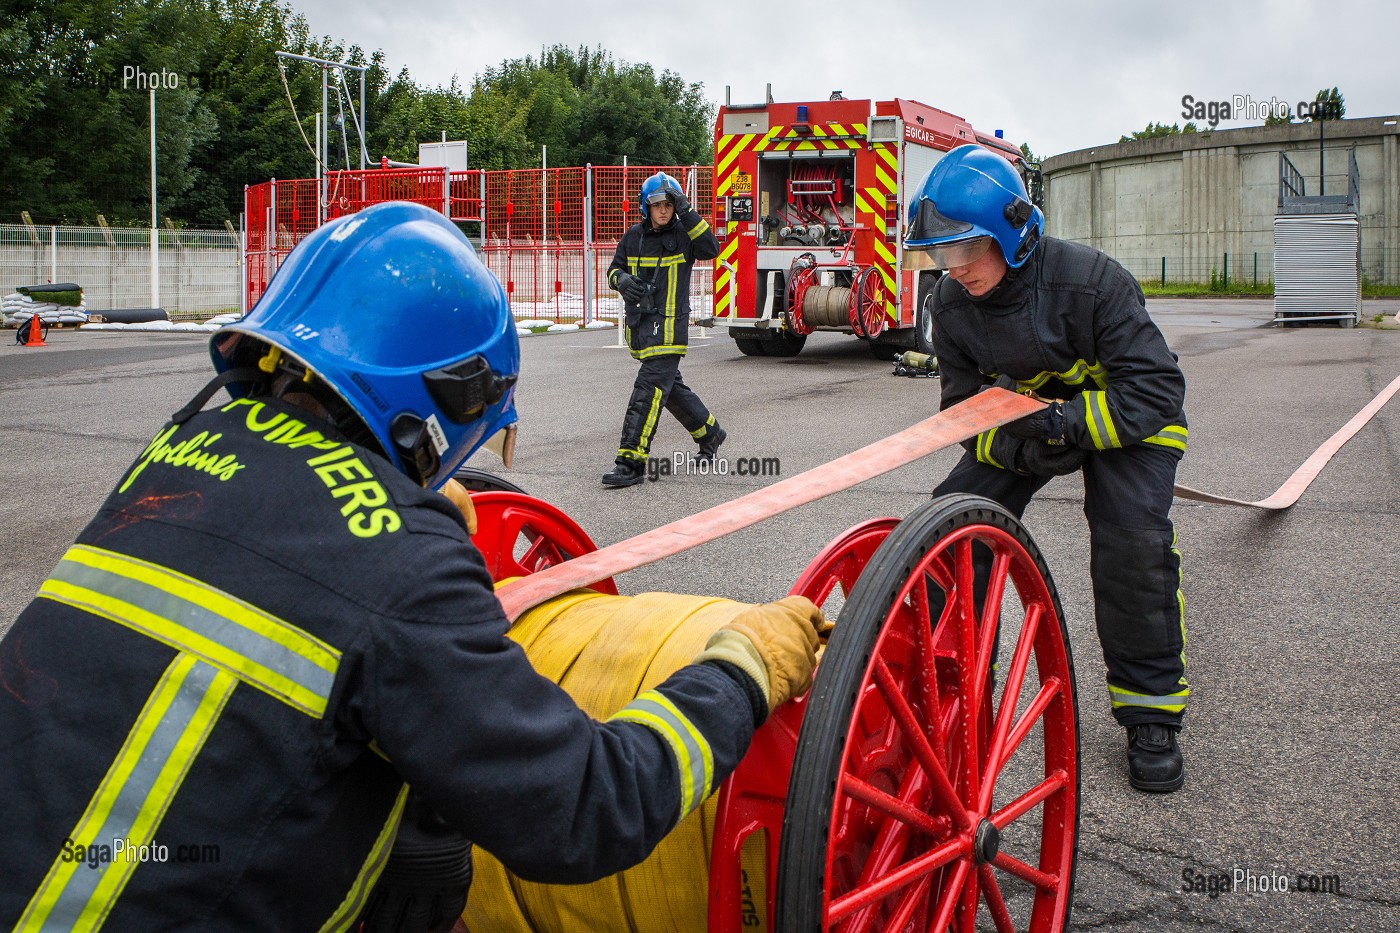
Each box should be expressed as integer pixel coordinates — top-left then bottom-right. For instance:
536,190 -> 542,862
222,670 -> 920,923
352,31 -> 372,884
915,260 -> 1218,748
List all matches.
710,95 -> 1036,359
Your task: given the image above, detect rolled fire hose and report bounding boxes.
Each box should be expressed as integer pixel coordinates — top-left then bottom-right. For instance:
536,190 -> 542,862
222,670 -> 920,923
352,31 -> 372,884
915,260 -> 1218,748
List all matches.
465,591 -> 767,933
798,285 -> 851,328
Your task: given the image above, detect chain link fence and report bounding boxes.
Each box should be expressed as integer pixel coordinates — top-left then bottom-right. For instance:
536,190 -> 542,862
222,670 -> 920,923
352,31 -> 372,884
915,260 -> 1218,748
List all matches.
1,224 -> 241,321
1113,244 -> 1390,293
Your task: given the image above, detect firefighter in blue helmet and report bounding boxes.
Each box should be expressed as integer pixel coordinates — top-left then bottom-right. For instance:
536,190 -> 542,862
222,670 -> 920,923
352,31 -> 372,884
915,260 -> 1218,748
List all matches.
0,201 -> 824,931
904,145 -> 1190,793
602,171 -> 725,487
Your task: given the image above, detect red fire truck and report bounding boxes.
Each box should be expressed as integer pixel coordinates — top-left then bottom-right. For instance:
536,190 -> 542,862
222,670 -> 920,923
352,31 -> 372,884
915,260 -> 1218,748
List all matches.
710,94 -> 1038,358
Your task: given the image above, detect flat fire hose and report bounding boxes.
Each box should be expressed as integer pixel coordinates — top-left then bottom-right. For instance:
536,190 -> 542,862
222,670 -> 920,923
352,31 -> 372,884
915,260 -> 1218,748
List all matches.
496,375 -> 1400,620
1172,372 -> 1400,509
496,389 -> 1044,622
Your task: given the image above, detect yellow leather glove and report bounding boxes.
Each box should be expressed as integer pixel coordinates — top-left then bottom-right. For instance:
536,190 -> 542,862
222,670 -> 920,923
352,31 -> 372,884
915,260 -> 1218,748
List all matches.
694,596 -> 824,712
438,478 -> 478,535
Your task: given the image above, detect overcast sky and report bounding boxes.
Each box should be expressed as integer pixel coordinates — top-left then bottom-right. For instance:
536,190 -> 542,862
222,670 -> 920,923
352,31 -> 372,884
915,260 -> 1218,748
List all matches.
285,0 -> 1397,159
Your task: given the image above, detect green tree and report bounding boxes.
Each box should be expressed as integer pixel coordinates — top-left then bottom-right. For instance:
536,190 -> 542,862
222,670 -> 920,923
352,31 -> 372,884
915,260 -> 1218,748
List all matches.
1264,105 -> 1293,125
0,0 -> 218,224
1120,121 -> 1199,143
0,11 -> 715,225
1309,86 -> 1345,120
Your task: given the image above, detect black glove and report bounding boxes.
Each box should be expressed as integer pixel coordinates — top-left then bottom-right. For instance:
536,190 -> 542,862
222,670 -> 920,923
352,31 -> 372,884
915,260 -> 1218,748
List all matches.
613,271 -> 647,303
1003,400 -> 1064,442
981,375 -> 1065,442
668,188 -> 691,215
1014,441 -> 1087,477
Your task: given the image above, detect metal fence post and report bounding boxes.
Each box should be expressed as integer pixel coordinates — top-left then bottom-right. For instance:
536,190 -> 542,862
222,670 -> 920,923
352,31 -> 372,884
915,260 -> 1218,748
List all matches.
49,226 -> 57,282
1161,256 -> 1166,288
1223,252 -> 1229,289
583,164 -> 594,326
239,211 -> 248,316
1254,252 -> 1259,288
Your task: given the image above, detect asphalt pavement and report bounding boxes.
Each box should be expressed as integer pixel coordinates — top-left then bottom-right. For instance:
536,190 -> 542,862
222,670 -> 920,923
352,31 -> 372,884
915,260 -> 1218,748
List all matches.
1,298 -> 1397,930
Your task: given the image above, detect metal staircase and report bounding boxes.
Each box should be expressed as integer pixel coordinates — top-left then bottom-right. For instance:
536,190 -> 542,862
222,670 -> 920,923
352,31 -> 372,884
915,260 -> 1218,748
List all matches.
1273,149 -> 1361,325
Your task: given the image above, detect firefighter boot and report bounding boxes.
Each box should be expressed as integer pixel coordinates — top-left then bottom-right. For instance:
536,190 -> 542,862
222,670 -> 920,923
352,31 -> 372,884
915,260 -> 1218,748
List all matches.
697,426 -> 727,462
1126,723 -> 1184,793
602,459 -> 647,488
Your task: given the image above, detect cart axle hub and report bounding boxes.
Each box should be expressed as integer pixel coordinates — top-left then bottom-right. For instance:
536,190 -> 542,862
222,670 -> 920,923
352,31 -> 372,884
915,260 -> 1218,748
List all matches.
974,818 -> 1002,865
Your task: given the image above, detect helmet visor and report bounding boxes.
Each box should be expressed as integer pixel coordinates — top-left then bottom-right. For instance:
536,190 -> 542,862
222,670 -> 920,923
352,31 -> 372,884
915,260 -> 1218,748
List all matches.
646,190 -> 674,206
904,236 -> 994,271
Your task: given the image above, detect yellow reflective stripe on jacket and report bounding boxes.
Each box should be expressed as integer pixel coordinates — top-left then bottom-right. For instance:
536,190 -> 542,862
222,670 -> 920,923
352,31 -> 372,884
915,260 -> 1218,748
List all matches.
318,785 -> 410,933
16,655 -> 236,933
610,690 -> 714,819
1142,424 -> 1189,452
1108,684 -> 1189,713
40,544 -> 340,717
974,427 -> 1004,469
665,265 -> 679,327
1016,359 -> 1108,393
686,217 -> 710,241
633,344 -> 686,360
1080,390 -> 1122,450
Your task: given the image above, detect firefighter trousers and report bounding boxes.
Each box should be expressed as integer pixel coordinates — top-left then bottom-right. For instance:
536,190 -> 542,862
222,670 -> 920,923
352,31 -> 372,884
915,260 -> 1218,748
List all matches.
932,443 -> 1188,727
616,355 -> 720,464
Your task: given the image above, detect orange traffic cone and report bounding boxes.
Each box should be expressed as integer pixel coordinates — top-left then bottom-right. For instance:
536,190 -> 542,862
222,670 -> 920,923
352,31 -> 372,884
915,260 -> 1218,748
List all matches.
21,314 -> 46,348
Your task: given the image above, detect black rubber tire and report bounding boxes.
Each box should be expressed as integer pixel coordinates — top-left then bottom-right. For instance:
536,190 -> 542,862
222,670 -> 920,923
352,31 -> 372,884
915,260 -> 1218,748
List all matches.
764,329 -> 807,358
451,467 -> 526,495
734,337 -> 769,357
914,274 -> 938,355
775,493 -> 1080,933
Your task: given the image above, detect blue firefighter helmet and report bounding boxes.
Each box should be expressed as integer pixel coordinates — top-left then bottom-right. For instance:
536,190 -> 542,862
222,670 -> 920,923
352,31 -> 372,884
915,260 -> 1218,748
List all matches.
211,201 -> 519,489
904,144 -> 1043,270
638,171 -> 684,217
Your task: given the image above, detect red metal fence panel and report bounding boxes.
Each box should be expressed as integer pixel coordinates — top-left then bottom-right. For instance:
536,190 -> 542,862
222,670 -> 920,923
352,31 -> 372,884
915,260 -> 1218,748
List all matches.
590,165 -> 713,242
244,163 -> 715,321
326,166 -> 450,220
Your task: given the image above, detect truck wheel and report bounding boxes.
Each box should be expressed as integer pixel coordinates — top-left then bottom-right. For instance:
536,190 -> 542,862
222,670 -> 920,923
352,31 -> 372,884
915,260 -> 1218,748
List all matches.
734,337 -> 769,357
765,330 -> 807,357
867,341 -> 901,361
914,275 -> 938,355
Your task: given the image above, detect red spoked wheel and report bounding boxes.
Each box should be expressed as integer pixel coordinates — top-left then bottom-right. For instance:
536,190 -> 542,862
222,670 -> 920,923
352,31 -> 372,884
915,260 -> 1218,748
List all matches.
848,267 -> 888,341
709,518 -> 899,933
776,494 -> 1079,933
468,491 -> 618,595
789,517 -> 900,607
783,253 -> 819,336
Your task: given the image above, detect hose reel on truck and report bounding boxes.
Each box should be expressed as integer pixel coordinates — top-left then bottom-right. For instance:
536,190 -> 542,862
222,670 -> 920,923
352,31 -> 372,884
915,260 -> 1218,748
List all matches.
457,390 -> 1080,932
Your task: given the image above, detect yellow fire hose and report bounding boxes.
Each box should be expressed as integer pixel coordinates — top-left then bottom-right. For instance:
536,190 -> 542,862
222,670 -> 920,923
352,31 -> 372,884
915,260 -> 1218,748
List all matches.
466,590 -> 771,933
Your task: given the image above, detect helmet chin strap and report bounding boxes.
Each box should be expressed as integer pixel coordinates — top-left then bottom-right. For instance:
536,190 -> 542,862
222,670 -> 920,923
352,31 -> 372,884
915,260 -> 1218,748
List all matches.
174,364 -> 386,461
172,368 -> 268,424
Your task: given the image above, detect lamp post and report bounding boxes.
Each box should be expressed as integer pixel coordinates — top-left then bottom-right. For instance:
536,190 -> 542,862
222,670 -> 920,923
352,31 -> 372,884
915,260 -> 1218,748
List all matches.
1318,110 -> 1325,197
150,88 -> 159,310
